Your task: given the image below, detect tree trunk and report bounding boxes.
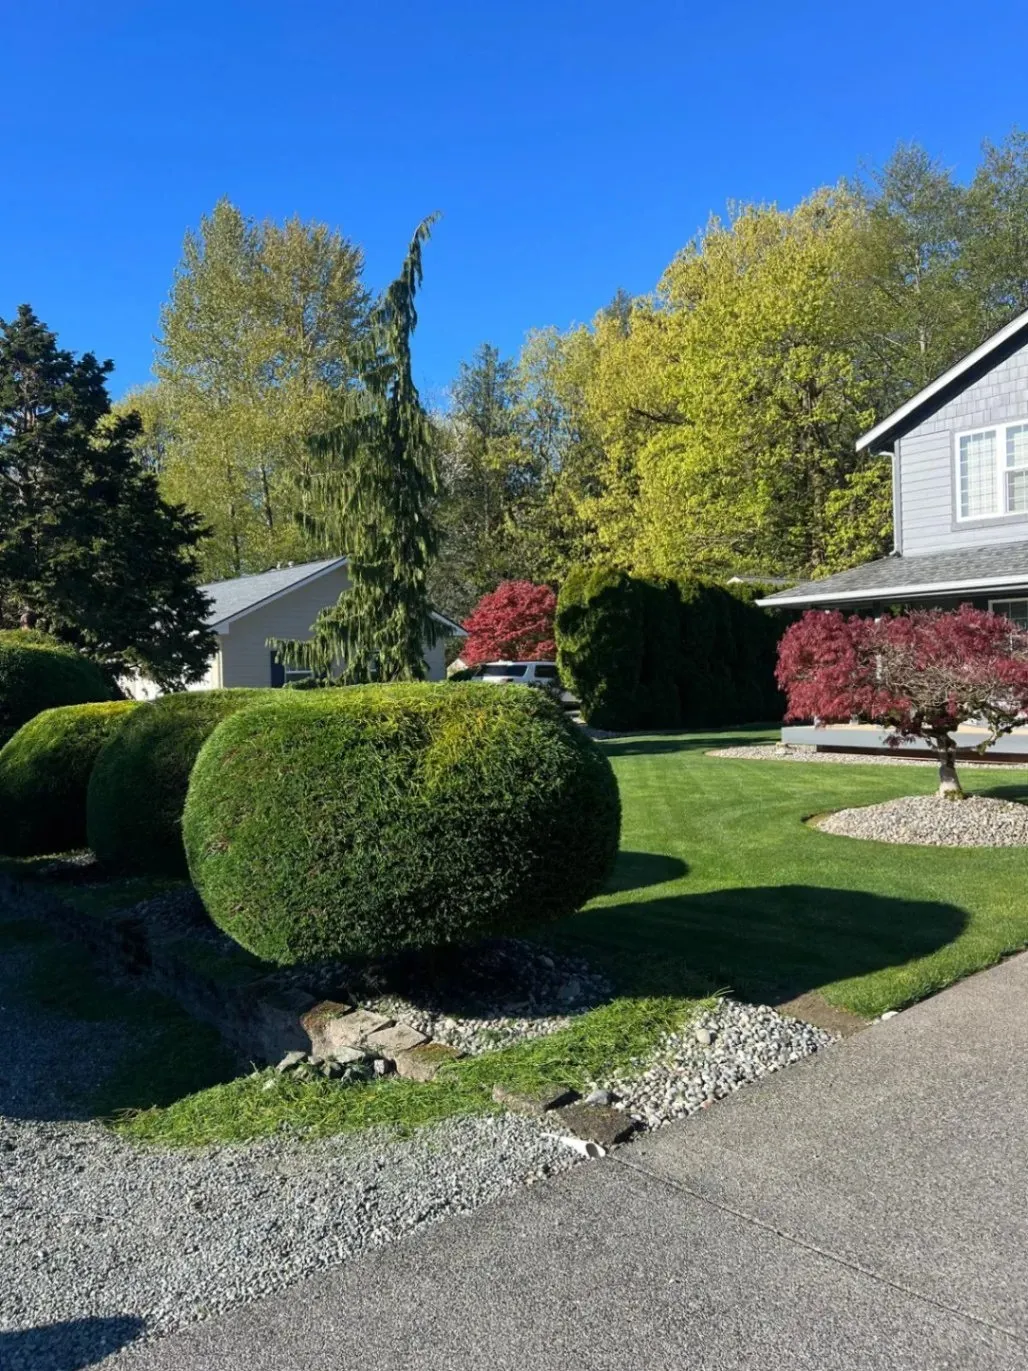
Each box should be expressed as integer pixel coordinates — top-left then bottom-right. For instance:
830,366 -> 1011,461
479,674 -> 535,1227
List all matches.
937,740 -> 965,800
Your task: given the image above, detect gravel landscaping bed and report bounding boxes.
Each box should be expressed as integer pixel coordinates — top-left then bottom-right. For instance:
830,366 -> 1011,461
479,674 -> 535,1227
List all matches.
363,940 -> 613,1054
708,743 -> 1028,768
594,999 -> 834,1131
813,792 -> 1028,846
0,892 -> 836,1367
0,1114 -> 581,1370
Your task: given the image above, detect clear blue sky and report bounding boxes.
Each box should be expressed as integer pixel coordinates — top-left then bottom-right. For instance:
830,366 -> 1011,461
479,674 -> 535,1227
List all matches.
2,0 -> 1026,406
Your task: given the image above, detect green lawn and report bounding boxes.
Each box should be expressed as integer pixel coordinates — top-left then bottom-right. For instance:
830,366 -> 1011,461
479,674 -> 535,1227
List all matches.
13,726 -> 1028,1146
552,728 -> 1028,1018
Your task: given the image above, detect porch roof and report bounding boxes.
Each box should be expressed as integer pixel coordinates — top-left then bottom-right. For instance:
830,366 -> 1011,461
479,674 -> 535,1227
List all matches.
757,539 -> 1028,609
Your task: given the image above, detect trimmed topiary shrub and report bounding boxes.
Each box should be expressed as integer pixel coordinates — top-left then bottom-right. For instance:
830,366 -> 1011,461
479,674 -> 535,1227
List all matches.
183,683 -> 621,964
0,700 -> 138,856
87,689 -> 268,876
0,631 -> 113,744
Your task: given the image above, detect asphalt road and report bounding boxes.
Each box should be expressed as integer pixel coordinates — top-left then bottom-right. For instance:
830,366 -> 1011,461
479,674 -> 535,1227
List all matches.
100,952 -> 1028,1370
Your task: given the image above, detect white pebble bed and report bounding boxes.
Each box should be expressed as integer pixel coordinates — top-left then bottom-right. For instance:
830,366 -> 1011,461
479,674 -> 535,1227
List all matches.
595,999 -> 834,1131
708,743 -> 1028,768
814,792 -> 1028,847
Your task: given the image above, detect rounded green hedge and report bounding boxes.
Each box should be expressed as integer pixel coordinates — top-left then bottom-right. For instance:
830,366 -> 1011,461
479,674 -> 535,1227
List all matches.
0,631 -> 113,744
86,689 -> 268,875
183,683 -> 622,964
0,700 -> 138,856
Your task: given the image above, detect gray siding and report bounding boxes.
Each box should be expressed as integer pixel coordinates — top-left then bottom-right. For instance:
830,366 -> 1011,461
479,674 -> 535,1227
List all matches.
898,337 -> 1028,555
218,566 -> 448,686
219,566 -> 352,687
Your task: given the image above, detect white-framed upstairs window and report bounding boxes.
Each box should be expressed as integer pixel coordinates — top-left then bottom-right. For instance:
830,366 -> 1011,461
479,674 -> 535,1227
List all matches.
956,421 -> 1028,520
1005,423 -> 1028,513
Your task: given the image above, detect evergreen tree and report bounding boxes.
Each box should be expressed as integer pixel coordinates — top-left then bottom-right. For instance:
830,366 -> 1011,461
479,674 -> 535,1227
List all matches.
271,218 -> 440,682
432,343 -> 526,616
0,305 -> 215,688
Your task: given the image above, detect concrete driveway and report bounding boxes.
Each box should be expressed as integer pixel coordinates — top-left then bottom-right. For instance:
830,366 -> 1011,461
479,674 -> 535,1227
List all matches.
107,952 -> 1028,1370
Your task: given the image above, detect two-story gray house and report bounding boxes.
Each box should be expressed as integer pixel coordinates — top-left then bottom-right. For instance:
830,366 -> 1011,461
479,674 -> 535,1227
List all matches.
759,306 -> 1028,756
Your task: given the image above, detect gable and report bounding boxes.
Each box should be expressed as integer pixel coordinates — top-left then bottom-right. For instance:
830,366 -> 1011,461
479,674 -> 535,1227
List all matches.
858,308 -> 1028,452
896,334 -> 1028,557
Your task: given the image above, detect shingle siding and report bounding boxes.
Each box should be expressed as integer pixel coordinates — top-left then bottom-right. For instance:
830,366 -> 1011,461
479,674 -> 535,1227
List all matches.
898,337 -> 1028,555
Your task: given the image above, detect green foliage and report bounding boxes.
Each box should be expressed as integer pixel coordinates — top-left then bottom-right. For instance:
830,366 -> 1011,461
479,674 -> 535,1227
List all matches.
0,306 -> 215,688
272,219 -> 442,684
148,199 -> 371,579
556,567 -> 641,729
426,131 -> 1028,592
556,567 -> 786,729
0,632 -> 113,744
0,700 -> 137,855
183,683 -> 621,964
822,456 -> 894,573
87,689 -> 267,876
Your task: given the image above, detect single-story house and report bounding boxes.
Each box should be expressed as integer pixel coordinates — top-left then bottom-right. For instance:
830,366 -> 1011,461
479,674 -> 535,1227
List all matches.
124,556 -> 465,698
758,305 -> 1028,758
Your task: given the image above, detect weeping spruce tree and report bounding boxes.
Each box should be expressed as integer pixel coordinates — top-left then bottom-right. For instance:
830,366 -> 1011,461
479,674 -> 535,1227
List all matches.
270,217 -> 440,682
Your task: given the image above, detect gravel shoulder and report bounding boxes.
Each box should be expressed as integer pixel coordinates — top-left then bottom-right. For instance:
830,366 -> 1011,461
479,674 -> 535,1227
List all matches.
1,1113 -> 580,1371
0,900 -> 585,1368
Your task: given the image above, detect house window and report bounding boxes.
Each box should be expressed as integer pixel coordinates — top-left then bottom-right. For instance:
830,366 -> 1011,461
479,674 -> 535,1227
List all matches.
990,598 -> 1028,631
958,429 -> 997,518
957,421 -> 1028,520
1006,425 -> 1028,513
270,652 -> 314,688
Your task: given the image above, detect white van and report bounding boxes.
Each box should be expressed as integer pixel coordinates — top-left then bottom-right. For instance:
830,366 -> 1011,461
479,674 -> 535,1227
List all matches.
469,660 -> 576,706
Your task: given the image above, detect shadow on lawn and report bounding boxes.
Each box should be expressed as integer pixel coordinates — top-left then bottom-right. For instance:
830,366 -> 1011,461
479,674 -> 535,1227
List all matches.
972,782 -> 1028,803
603,850 -> 689,893
0,1317 -> 146,1370
597,727 -> 779,759
560,884 -> 969,1004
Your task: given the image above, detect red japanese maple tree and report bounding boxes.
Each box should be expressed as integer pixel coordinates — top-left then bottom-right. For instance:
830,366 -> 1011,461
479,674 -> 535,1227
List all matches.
776,606 -> 1028,798
461,581 -> 557,667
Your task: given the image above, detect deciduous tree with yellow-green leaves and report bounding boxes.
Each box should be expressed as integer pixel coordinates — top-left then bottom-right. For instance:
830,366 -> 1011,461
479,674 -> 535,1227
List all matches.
124,199 -> 370,579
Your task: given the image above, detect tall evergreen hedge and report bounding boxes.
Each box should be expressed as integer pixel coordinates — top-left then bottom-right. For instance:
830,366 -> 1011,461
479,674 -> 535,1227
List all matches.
184,684 -> 621,964
0,631 -> 113,744
556,567 -> 681,730
0,700 -> 137,856
556,567 -> 788,730
87,689 -> 267,876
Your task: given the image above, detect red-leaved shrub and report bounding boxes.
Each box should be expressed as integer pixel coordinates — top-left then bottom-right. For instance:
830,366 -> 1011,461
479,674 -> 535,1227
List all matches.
461,581 -> 557,666
776,605 -> 1028,796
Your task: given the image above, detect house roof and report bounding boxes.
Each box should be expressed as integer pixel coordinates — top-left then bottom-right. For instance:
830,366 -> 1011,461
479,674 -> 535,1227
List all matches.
200,558 -> 349,629
856,306 -> 1028,453
200,556 -> 467,635
757,539 -> 1028,608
